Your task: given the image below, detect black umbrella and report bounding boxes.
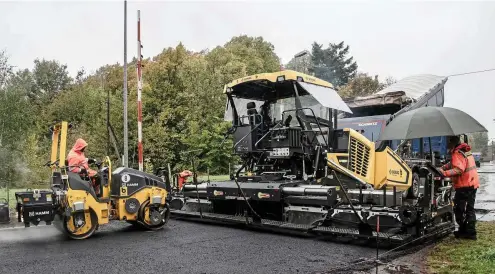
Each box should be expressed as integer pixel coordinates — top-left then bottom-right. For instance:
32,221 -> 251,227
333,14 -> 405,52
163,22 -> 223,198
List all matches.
378,106 -> 487,141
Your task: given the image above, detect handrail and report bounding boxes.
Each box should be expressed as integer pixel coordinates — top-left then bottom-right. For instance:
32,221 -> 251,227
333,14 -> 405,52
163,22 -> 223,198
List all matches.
278,107 -> 329,148
233,113 -> 264,151
254,120 -> 284,148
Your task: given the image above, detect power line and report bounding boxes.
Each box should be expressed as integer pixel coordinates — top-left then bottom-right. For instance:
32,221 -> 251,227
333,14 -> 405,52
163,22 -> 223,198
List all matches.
447,68 -> 495,77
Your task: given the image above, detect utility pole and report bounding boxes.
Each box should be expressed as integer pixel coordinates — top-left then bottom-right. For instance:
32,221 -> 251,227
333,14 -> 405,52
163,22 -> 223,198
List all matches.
102,73 -> 109,156
137,10 -> 143,171
123,0 -> 129,167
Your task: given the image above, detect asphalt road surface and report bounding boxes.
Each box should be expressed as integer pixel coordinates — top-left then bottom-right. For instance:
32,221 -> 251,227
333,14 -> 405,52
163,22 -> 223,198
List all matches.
0,219 -> 377,274
475,163 -> 495,221
2,164 -> 492,274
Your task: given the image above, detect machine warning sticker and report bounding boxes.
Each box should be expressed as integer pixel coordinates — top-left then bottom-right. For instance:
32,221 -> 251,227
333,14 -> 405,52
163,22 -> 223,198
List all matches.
389,169 -> 403,177
213,190 -> 224,196
258,192 -> 271,199
122,174 -> 131,183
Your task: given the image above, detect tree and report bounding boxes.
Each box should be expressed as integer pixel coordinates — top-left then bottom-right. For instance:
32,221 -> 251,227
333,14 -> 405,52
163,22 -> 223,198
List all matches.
338,72 -> 384,98
285,52 -> 312,74
30,58 -> 72,104
0,50 -> 13,88
0,35 -> 283,187
0,54 -> 37,187
309,41 -> 358,86
469,132 -> 489,157
383,76 -> 397,87
206,35 -> 280,84
9,69 -> 36,97
337,73 -> 398,98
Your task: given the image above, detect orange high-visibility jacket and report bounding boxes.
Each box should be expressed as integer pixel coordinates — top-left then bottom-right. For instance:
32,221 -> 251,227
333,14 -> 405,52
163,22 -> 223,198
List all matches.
67,138 -> 97,177
178,170 -> 193,190
441,143 -> 479,189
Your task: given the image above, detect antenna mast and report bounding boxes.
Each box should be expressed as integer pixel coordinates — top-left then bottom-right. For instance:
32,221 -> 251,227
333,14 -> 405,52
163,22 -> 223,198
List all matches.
137,10 -> 144,171
123,0 -> 129,167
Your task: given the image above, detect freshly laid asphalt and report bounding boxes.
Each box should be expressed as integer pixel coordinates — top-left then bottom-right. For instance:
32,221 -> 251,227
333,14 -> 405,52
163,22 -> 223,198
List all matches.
0,219 -> 376,274
2,164 -> 493,274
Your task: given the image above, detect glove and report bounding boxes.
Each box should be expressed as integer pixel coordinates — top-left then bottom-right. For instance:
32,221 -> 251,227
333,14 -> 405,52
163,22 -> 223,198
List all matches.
87,158 -> 97,164
437,168 -> 445,177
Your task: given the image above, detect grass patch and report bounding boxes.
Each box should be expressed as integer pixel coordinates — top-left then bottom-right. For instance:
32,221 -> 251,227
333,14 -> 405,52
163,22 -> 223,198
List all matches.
427,221 -> 495,274
0,188 -> 31,210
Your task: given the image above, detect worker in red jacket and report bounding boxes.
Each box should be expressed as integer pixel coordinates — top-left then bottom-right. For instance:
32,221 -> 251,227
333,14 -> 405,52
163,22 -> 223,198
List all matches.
178,170 -> 193,190
438,135 -> 479,240
67,138 -> 99,194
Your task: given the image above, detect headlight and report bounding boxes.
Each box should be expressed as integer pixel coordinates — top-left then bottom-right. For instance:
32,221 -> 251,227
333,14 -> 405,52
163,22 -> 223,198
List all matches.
151,196 -> 162,205
73,201 -> 85,212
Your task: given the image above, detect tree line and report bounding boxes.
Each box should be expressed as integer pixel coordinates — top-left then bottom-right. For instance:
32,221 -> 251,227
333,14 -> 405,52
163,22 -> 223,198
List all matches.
0,36 -> 407,188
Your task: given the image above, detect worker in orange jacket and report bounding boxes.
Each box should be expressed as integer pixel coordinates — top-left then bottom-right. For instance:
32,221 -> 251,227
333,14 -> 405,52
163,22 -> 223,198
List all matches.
438,135 -> 479,240
178,170 -> 193,190
67,138 -> 99,193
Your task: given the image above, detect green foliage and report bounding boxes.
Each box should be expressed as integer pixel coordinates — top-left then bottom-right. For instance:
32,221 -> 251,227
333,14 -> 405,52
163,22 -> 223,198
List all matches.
1,37 -> 402,187
0,35 -> 282,189
0,50 -> 13,88
285,43 -> 395,97
285,52 -> 311,74
339,72 -> 396,98
468,132 -> 489,157
309,41 -> 358,87
0,53 -> 38,188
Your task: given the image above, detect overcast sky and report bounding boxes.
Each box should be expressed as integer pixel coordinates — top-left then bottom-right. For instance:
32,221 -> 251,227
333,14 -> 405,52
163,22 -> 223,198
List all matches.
1,0 -> 494,140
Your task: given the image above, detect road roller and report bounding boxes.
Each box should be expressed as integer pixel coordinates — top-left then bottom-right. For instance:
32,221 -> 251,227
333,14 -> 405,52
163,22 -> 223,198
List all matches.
14,121 -> 171,240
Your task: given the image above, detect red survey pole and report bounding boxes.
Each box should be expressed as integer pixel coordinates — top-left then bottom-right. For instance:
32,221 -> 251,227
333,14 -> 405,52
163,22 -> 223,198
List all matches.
137,10 -> 144,171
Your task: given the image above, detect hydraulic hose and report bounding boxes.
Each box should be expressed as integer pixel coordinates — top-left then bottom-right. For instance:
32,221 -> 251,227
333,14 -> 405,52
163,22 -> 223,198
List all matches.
331,169 -> 370,228
233,176 -> 262,223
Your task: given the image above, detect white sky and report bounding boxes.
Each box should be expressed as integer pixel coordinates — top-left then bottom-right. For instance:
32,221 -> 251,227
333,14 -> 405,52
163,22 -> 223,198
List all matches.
1,0 -> 494,139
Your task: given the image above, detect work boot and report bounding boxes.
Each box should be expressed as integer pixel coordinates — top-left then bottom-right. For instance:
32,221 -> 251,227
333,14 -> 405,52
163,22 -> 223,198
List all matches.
463,234 -> 477,240
454,230 -> 466,238
462,221 -> 477,240
458,232 -> 477,240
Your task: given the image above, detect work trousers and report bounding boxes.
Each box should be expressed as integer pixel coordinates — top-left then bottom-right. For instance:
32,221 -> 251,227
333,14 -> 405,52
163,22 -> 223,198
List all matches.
453,186 -> 477,235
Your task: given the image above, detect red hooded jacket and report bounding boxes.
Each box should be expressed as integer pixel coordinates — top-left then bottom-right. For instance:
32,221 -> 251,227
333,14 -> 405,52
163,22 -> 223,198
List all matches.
67,138 -> 97,177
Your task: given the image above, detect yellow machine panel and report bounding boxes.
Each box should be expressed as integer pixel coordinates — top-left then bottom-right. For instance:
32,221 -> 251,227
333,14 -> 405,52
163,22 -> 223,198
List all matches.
326,153 -> 350,170
327,128 -> 376,186
67,189 -> 110,225
117,187 -> 168,221
347,129 -> 375,185
374,147 -> 412,191
327,128 -> 411,191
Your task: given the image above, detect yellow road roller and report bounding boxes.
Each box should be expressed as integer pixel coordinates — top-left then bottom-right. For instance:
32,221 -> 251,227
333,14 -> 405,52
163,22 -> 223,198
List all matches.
15,121 -> 171,239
